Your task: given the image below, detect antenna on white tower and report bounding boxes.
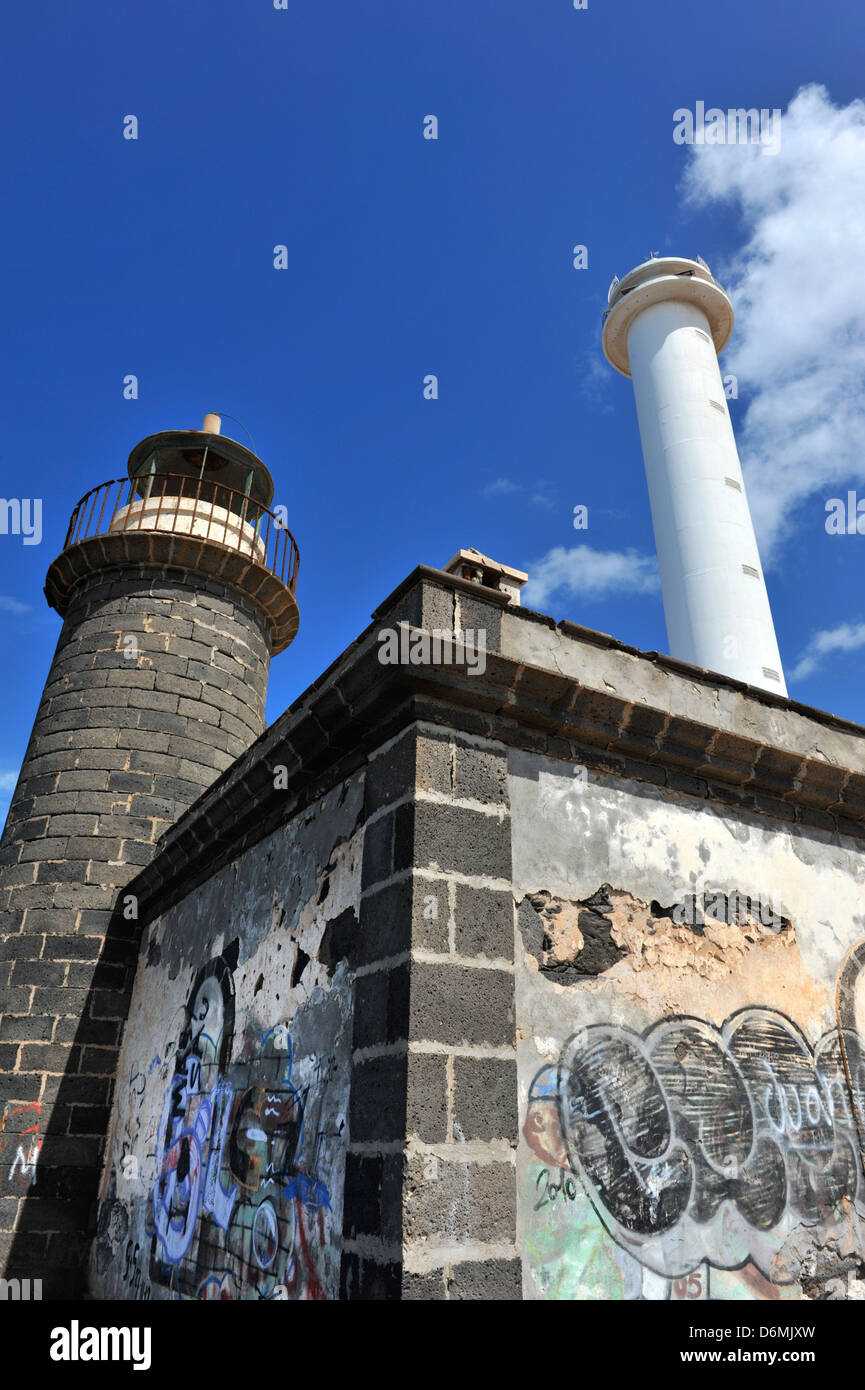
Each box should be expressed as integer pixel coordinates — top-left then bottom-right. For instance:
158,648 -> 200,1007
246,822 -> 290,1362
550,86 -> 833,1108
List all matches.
602,254 -> 787,697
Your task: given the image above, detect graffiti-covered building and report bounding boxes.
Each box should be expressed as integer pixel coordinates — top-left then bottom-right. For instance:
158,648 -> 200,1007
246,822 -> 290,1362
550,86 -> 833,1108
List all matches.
77,552 -> 865,1302
6,503 -> 865,1299
4,261 -> 865,1301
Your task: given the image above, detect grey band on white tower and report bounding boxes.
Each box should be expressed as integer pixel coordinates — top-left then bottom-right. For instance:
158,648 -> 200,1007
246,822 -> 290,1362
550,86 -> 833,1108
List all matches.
602,256 -> 787,697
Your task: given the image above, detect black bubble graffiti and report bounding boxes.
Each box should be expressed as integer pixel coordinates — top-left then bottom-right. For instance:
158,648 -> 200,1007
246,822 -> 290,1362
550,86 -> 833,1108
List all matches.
545,1008 -> 865,1280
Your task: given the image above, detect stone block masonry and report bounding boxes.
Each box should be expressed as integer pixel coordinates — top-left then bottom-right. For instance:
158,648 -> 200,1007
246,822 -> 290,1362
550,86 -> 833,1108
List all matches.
343,725 -> 520,1301
0,564 -> 270,1296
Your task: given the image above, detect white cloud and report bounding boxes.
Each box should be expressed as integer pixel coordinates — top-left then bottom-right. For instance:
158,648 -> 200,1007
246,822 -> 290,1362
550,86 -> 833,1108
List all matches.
529,491 -> 555,510
0,770 -> 20,793
578,351 -> 616,413
522,545 -> 659,609
789,621 -> 865,682
0,597 -> 31,616
681,85 -> 865,566
483,478 -> 556,509
482,478 -> 520,496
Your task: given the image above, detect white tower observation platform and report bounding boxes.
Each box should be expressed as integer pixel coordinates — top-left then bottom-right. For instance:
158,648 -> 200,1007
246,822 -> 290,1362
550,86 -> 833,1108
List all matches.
602,255 -> 787,697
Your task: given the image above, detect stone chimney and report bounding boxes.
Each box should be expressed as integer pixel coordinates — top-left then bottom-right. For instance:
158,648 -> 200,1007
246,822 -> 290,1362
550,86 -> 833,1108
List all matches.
442,548 -> 527,606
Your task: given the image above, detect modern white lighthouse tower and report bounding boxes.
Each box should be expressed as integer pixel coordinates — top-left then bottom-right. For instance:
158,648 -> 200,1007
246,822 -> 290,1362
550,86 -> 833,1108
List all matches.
602,255 -> 787,696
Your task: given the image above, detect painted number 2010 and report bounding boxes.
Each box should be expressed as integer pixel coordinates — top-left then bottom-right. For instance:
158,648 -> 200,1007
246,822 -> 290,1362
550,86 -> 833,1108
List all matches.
534,1167 -> 578,1211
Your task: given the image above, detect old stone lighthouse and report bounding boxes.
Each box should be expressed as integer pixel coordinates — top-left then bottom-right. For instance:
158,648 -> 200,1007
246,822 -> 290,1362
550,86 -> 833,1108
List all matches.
0,417 -> 300,1296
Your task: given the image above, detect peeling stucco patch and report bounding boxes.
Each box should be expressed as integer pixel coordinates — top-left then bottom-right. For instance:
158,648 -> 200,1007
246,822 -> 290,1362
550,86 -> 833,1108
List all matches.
774,1201 -> 865,1299
518,882 -> 796,992
518,886 -> 628,982
145,774 -> 364,980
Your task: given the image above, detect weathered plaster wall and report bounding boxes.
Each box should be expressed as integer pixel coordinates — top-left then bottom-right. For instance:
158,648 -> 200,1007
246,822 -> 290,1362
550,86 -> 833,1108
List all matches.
511,748 -> 865,1302
89,773 -> 363,1301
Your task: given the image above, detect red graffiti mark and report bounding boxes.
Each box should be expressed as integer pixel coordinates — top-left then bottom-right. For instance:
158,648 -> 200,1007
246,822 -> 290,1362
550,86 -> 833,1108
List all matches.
296,1198 -> 326,1300
162,1144 -> 180,1174
523,1098 -> 568,1170
740,1260 -> 781,1301
0,1102 -> 43,1189
0,1102 -> 42,1135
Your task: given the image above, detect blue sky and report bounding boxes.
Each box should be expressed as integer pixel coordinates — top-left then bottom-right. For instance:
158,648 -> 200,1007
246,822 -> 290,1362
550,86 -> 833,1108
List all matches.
3,0 -> 865,816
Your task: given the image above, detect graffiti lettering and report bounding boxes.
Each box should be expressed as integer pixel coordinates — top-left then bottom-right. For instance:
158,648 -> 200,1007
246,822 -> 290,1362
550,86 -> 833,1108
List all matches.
534,1167 -> 578,1211
526,1007 -> 865,1281
121,1240 -> 151,1300
0,1102 -> 41,1190
149,952 -> 331,1299
672,1271 -> 703,1300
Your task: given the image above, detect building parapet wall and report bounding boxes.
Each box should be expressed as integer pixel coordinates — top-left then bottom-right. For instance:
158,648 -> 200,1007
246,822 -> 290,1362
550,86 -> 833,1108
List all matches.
124,568 -> 865,935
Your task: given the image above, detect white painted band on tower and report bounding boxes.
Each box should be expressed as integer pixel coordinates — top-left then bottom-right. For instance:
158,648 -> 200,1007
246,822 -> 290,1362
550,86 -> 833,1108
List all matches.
602,256 -> 787,697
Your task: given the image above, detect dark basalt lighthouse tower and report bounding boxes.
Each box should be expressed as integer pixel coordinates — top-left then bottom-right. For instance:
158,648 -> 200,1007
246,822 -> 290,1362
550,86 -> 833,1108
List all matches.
0,414 -> 299,1296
